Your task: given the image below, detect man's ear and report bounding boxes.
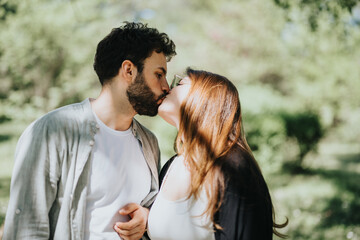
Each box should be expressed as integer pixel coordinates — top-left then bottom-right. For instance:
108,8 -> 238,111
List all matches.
120,60 -> 137,84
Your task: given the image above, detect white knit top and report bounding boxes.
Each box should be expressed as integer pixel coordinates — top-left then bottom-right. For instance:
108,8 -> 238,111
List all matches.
147,156 -> 215,240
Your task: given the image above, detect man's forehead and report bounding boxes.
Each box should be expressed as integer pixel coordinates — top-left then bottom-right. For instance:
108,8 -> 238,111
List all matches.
144,52 -> 167,72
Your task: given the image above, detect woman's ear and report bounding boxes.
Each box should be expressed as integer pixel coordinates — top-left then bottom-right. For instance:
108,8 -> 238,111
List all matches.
120,60 -> 138,84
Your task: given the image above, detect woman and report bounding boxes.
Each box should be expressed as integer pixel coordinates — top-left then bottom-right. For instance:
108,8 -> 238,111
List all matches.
147,68 -> 287,240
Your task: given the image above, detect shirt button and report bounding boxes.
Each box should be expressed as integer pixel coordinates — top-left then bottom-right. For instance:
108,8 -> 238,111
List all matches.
96,124 -> 100,129
15,209 -> 21,214
89,140 -> 94,146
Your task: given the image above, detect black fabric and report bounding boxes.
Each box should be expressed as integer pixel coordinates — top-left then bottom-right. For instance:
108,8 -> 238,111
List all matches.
214,146 -> 273,240
159,155 -> 176,188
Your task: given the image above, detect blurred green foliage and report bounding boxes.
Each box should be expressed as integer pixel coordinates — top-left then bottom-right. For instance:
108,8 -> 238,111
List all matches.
274,0 -> 360,30
0,0 -> 17,21
281,111 -> 323,172
0,0 -> 360,239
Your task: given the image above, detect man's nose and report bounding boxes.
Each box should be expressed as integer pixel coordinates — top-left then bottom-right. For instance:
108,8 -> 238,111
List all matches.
161,78 -> 170,93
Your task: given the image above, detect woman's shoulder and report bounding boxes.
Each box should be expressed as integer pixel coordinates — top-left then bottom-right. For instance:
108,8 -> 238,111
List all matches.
158,155 -> 192,201
220,145 -> 253,177
220,145 -> 269,196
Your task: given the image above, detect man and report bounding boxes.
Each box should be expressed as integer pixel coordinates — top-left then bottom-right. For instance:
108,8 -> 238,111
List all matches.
3,22 -> 176,240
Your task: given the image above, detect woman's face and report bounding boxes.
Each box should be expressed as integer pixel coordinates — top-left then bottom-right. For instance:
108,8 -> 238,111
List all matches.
158,76 -> 192,129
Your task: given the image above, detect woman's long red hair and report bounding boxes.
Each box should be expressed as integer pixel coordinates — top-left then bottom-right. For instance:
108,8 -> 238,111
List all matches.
175,68 -> 288,237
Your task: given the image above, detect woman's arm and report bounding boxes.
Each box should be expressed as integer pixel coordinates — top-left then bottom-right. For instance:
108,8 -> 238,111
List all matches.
214,186 -> 273,240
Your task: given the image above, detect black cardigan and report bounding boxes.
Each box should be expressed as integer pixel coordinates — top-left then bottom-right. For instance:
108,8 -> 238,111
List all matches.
159,146 -> 273,240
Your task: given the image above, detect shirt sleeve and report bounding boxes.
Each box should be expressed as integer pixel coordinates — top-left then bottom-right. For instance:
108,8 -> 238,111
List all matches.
3,120 -> 60,239
214,185 -> 273,240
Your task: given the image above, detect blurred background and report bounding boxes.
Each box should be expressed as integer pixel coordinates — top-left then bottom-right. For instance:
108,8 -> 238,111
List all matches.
0,0 -> 359,239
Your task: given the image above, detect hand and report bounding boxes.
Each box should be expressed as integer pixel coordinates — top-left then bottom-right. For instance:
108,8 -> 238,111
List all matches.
113,203 -> 149,240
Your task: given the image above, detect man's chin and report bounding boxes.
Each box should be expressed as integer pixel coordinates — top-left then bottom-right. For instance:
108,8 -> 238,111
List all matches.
136,106 -> 159,116
137,111 -> 158,117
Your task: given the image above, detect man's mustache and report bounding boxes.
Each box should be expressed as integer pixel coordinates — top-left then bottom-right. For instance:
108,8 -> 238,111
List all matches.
156,92 -> 168,102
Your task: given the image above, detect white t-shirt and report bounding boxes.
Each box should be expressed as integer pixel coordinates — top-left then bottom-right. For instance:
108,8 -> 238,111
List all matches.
147,156 -> 215,240
84,111 -> 151,240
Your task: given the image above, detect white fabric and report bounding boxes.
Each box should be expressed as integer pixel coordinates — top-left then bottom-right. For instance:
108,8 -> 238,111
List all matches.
84,111 -> 151,240
147,156 -> 215,240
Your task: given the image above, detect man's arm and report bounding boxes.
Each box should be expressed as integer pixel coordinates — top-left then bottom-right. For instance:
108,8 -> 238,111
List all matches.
3,120 -> 59,239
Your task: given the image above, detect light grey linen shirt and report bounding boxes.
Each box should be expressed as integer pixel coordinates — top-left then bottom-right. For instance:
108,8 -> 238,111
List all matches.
3,99 -> 160,240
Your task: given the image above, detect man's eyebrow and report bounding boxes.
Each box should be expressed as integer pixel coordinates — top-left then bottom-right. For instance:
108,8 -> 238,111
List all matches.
157,67 -> 167,75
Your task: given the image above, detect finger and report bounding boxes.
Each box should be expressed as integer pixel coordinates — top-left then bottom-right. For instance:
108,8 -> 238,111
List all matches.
114,224 -> 142,239
119,231 -> 143,240
116,219 -> 142,231
116,224 -> 142,236
113,224 -> 121,235
119,203 -> 140,216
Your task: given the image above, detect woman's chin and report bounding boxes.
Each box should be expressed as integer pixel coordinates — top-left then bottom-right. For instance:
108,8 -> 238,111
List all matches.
158,111 -> 177,128
158,104 -> 166,118
158,100 -> 180,128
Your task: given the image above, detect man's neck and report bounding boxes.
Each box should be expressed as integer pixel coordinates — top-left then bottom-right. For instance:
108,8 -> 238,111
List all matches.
91,89 -> 135,131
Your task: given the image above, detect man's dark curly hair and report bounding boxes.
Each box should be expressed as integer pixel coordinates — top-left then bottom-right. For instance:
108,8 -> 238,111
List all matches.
94,22 -> 176,85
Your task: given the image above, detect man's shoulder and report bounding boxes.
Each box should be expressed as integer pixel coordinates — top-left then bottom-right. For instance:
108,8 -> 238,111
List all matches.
30,99 -> 92,131
41,99 -> 90,121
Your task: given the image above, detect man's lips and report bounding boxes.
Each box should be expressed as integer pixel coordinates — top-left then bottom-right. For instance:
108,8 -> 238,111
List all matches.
156,93 -> 168,105
157,96 -> 166,104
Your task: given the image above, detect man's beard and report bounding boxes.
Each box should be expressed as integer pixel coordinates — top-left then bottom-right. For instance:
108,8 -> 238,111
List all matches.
126,72 -> 167,116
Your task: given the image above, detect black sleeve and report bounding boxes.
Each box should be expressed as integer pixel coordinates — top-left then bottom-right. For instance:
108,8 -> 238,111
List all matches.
214,145 -> 273,240
214,189 -> 273,240
215,188 -> 272,240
